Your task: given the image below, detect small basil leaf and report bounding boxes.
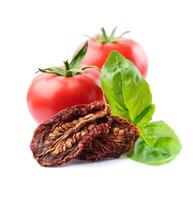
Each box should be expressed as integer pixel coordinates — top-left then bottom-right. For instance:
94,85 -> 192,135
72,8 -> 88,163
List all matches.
101,51 -> 152,122
70,42 -> 88,69
134,104 -> 155,127
129,121 -> 182,165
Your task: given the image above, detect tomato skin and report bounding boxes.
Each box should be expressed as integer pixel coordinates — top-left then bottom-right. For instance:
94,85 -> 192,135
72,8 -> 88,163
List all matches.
27,73 -> 103,123
81,37 -> 148,77
84,67 -> 100,85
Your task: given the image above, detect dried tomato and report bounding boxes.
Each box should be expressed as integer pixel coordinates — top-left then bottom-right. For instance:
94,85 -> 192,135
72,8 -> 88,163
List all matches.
30,101 -> 111,167
79,116 -> 140,161
30,101 -> 140,167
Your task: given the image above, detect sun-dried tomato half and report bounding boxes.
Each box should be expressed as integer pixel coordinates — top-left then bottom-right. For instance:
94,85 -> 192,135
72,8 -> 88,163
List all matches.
78,116 -> 140,161
30,101 -> 111,167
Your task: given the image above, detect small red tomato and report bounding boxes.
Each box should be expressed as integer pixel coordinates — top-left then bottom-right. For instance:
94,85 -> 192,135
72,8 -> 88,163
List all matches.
83,67 -> 100,85
27,72 -> 103,123
27,42 -> 104,123
77,28 -> 148,77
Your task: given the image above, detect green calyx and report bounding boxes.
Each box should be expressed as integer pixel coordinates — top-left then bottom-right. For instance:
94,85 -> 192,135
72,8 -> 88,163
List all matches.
38,42 -> 88,77
98,27 -> 130,43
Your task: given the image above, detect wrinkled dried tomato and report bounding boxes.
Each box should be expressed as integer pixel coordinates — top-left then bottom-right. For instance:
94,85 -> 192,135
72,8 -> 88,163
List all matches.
30,101 -> 140,167
30,101 -> 111,167
78,116 -> 140,161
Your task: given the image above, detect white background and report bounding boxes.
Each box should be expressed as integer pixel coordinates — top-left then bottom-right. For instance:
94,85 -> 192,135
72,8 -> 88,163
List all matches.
0,0 -> 193,199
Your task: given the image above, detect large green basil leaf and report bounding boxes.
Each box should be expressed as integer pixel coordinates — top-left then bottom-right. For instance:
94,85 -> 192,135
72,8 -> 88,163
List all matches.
129,121 -> 182,165
101,51 -> 152,122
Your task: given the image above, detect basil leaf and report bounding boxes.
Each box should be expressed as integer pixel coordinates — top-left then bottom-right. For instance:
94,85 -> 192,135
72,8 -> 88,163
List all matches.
129,121 -> 182,165
101,51 -> 152,122
100,57 -> 130,119
134,104 -> 155,127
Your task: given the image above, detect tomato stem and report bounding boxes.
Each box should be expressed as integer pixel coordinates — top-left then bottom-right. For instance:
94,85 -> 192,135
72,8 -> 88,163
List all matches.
119,31 -> 131,38
64,60 -> 70,71
36,42 -> 89,77
101,27 -> 109,43
65,70 -> 73,77
81,66 -> 100,72
83,34 -> 96,41
110,26 -> 117,38
98,27 -> 131,43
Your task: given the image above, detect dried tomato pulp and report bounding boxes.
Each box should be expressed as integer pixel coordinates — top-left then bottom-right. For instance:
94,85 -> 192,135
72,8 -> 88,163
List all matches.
79,116 -> 140,161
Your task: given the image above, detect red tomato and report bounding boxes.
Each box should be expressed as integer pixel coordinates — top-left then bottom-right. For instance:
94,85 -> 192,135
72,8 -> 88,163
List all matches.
79,35 -> 148,77
83,67 -> 100,85
27,72 -> 103,123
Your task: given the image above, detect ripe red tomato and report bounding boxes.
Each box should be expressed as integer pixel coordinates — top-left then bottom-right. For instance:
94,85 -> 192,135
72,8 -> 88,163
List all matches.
27,72 -> 103,123
78,29 -> 148,77
84,67 -> 100,85
27,42 -> 103,123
